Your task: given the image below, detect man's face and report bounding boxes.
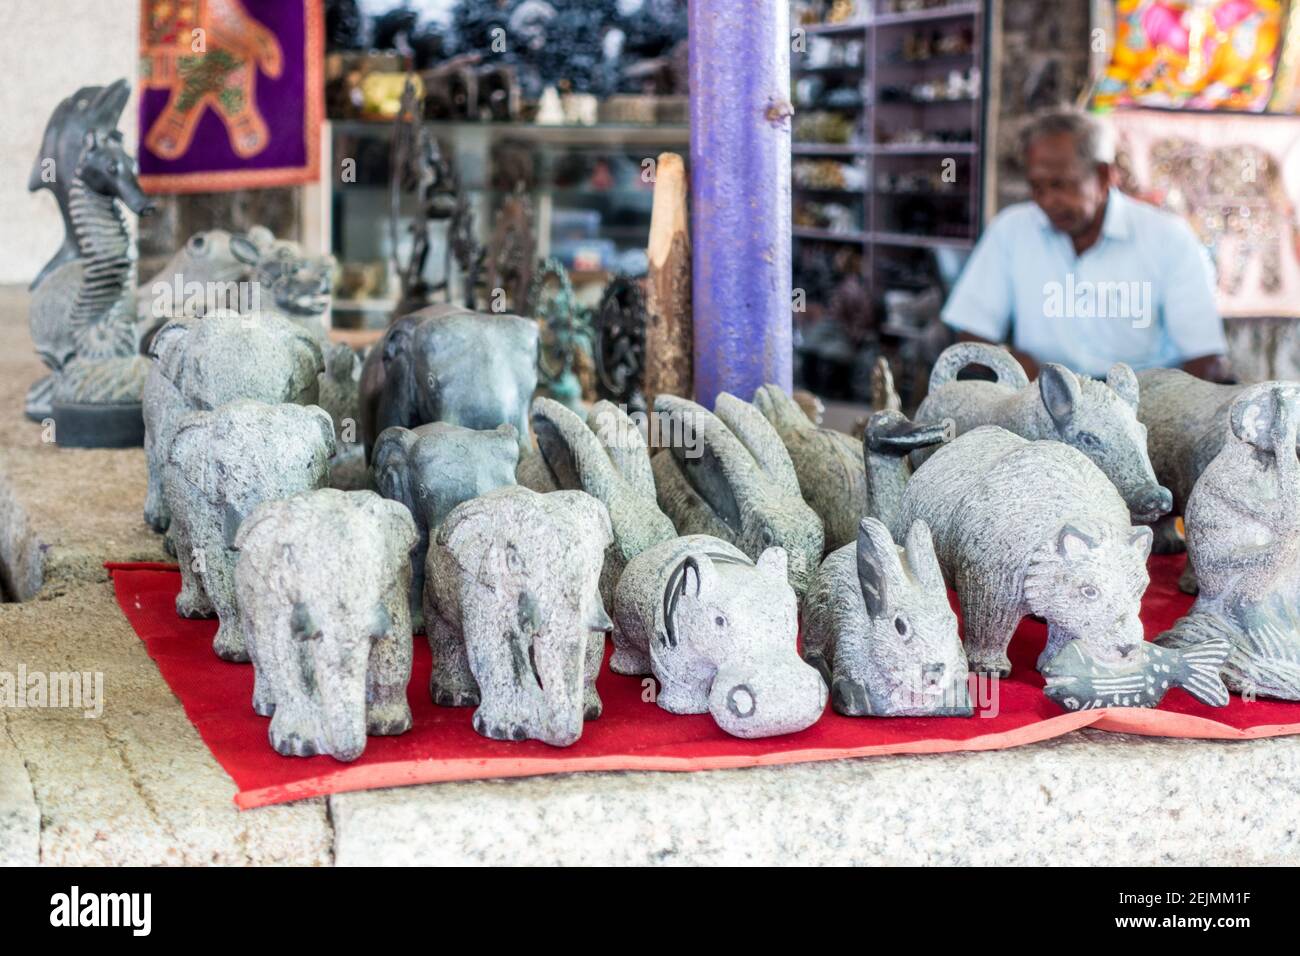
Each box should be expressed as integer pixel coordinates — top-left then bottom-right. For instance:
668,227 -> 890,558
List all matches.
1026,132 -> 1111,238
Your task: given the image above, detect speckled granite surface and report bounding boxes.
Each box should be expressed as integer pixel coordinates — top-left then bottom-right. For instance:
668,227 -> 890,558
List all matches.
1,284 -> 1298,865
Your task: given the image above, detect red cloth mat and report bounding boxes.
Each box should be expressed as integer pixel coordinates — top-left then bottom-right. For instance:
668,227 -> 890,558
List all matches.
107,555 -> 1300,809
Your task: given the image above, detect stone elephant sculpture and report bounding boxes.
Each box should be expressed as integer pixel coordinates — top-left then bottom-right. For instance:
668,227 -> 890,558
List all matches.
164,400 -> 335,662
424,486 -> 613,746
142,313 -> 324,533
359,305 -> 538,461
373,421 -> 520,630
234,489 -> 418,761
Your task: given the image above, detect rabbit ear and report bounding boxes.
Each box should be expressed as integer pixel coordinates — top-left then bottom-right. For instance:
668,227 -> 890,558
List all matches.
856,518 -> 905,618
532,397 -> 619,500
656,394 -> 752,535
903,520 -> 945,592
714,392 -> 801,498
373,426 -> 420,514
588,401 -> 656,498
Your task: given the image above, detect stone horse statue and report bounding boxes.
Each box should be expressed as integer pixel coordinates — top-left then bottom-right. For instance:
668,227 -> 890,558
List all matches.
27,79 -> 156,441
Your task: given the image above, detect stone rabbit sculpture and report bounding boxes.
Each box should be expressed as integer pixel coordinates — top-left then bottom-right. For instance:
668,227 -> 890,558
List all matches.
915,342 -> 1172,523
803,518 -> 972,717
651,392 -> 825,599
1158,383 -> 1300,700
518,397 -> 677,603
896,426 -> 1154,677
424,486 -> 614,745
142,314 -> 324,533
234,489 -> 418,761
165,400 -> 336,661
373,422 -> 520,630
612,535 -> 827,738
359,304 -> 538,461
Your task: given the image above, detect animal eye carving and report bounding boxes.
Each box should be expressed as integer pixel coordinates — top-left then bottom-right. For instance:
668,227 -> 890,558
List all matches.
894,615 -> 909,637
1080,584 -> 1100,600
759,526 -> 775,547
714,614 -> 727,628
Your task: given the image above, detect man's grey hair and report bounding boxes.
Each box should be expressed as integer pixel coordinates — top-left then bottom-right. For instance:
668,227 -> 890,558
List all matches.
1019,108 -> 1116,167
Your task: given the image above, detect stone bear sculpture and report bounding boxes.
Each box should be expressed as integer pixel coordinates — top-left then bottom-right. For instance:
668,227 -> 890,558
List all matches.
373,422 -> 520,630
1158,382 -> 1300,700
424,485 -> 613,746
359,304 -> 538,461
233,489 -> 417,761
803,518 -> 972,717
612,535 -> 827,738
142,313 -> 324,533
165,400 -> 335,661
897,426 -> 1153,677
518,397 -> 677,606
915,342 -> 1172,523
651,392 -> 825,599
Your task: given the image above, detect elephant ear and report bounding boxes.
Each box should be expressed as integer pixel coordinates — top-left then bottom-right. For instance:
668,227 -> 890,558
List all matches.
374,494 -> 418,555
166,411 -> 215,487
231,501 -> 277,553
532,397 -> 619,500
655,394 -> 756,537
373,426 -> 419,514
714,392 -> 801,498
588,401 -> 656,498
148,320 -> 193,385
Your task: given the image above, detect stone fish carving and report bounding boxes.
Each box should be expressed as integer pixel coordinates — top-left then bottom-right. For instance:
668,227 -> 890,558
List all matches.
651,393 -> 825,599
518,397 -> 677,605
1041,638 -> 1230,711
1158,383 -> 1300,700
359,305 -> 538,461
897,426 -> 1154,677
915,342 -> 1172,523
234,489 -> 418,761
424,486 -> 613,746
164,400 -> 335,662
803,518 -> 971,717
611,535 -> 828,738
373,421 -> 520,630
142,314 -> 324,534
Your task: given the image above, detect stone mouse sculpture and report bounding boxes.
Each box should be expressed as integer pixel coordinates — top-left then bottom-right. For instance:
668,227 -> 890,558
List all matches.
519,397 -> 677,604
164,400 -> 336,661
1158,382 -> 1300,700
651,392 -> 825,599
611,535 -> 827,738
142,314 -> 324,533
373,421 -> 520,630
803,518 -> 972,717
424,485 -> 613,745
1041,638 -> 1230,711
359,304 -> 538,461
915,342 -> 1172,523
896,426 -> 1154,677
234,489 -> 418,761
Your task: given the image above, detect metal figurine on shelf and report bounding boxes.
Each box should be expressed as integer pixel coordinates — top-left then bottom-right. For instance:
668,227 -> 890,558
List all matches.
485,185 -> 535,314
594,274 -> 649,414
27,78 -> 158,445
612,535 -> 827,738
915,343 -> 1173,525
1159,383 -> 1300,700
529,258 -> 596,411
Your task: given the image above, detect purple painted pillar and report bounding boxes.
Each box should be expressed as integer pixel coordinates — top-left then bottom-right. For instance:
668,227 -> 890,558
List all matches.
689,0 -> 793,408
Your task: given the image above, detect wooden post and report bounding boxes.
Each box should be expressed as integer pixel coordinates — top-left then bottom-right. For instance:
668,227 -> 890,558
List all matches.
644,151 -> 693,411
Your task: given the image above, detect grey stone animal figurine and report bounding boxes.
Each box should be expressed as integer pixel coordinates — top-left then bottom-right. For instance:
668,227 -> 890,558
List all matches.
519,397 -> 677,604
611,535 -> 827,738
1041,637 -> 1230,711
896,426 -> 1154,676
165,401 -> 335,662
915,342 -> 1172,523
374,422 -> 520,629
651,393 -> 825,598
359,304 -> 539,460
424,486 -> 613,746
136,228 -> 262,327
319,341 -> 367,491
1136,368 -> 1300,555
234,489 -> 418,761
803,518 -> 972,717
863,409 -> 954,532
1158,383 -> 1300,699
142,314 -> 324,533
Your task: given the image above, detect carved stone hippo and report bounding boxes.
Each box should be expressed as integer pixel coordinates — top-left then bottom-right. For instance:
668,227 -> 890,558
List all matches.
915,342 -> 1172,523
897,426 -> 1154,677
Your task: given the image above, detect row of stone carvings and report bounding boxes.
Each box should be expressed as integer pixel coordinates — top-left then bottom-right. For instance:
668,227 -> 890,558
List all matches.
137,302 -> 1300,760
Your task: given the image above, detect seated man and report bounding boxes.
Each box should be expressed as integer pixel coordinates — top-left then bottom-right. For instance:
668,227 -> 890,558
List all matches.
942,108 -> 1230,381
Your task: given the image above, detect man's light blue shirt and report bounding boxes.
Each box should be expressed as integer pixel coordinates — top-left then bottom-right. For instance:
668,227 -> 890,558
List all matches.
941,189 -> 1226,378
